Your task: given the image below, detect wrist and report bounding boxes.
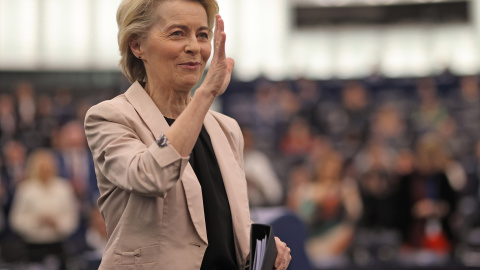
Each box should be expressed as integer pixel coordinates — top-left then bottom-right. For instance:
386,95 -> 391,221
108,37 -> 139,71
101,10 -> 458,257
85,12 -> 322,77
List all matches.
193,86 -> 217,102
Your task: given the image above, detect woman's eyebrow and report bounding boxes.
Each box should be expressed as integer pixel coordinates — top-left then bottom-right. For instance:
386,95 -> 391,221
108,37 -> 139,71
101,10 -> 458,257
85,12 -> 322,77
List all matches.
198,26 -> 209,32
165,24 -> 209,32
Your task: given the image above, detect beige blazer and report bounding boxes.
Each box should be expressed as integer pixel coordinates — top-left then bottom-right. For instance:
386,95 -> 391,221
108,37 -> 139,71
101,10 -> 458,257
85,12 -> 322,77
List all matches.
84,82 -> 251,270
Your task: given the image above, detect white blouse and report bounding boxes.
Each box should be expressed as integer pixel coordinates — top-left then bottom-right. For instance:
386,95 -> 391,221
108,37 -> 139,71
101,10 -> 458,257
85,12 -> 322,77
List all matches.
9,177 -> 79,244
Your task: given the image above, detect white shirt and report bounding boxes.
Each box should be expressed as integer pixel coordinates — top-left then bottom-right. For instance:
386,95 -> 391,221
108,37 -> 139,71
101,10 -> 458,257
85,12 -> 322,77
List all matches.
9,177 -> 79,244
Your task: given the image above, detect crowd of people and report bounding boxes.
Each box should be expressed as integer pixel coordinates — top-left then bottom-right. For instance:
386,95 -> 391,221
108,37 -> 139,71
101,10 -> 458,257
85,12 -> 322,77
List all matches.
223,73 -> 480,268
0,81 -> 105,269
0,72 -> 479,269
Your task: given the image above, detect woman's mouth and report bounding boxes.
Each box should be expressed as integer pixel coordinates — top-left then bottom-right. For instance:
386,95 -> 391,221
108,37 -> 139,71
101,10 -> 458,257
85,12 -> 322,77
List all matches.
179,62 -> 201,70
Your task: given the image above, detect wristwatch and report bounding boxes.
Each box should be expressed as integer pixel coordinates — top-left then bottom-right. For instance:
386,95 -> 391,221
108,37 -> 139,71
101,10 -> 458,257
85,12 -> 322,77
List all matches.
156,134 -> 170,148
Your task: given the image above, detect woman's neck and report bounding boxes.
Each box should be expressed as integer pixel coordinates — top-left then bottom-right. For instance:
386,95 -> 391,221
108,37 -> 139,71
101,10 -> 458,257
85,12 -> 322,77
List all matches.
144,81 -> 191,119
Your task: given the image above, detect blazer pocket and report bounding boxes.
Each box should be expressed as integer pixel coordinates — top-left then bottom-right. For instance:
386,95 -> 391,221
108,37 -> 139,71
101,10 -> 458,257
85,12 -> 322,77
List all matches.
113,245 -> 161,265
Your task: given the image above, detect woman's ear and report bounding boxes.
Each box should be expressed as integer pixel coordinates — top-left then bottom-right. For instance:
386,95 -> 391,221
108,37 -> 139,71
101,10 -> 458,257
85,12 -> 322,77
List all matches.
129,36 -> 142,58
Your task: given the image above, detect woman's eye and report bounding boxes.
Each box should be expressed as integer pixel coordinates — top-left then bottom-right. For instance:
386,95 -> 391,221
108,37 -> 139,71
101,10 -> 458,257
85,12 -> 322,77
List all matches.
171,31 -> 182,37
198,32 -> 209,39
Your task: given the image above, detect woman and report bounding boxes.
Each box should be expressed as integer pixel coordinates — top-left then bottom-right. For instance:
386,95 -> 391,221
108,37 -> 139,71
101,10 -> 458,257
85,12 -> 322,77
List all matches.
397,134 -> 457,255
9,149 -> 79,267
289,151 -> 362,266
84,0 -> 291,269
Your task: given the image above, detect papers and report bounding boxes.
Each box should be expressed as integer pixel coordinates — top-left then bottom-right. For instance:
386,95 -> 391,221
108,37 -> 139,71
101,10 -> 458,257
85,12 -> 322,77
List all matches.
249,223 -> 277,270
252,235 -> 268,270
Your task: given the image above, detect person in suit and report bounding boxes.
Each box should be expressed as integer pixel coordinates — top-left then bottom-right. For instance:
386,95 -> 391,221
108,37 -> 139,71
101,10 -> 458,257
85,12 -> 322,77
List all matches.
84,0 -> 291,269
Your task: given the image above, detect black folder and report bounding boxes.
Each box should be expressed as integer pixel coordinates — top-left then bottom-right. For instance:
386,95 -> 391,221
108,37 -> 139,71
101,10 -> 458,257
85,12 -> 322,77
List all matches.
249,223 -> 277,270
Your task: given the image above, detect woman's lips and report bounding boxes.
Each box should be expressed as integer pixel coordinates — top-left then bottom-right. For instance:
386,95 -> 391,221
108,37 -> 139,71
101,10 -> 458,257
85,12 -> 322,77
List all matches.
179,62 -> 201,70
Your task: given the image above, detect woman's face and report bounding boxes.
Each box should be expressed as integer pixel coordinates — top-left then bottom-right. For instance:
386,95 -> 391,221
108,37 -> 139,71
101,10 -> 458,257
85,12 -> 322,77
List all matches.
136,0 -> 211,91
37,155 -> 55,182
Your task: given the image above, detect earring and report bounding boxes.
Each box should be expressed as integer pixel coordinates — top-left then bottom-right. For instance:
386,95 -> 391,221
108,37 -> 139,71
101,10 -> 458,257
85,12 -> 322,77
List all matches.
138,56 -> 142,60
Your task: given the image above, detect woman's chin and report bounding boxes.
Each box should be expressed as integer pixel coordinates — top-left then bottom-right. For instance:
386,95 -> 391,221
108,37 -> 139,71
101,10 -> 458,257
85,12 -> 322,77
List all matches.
177,77 -> 202,91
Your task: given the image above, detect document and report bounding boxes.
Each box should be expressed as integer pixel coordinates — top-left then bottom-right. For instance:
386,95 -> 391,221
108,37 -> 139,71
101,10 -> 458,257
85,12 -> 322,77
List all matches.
249,224 -> 277,270
253,235 -> 266,270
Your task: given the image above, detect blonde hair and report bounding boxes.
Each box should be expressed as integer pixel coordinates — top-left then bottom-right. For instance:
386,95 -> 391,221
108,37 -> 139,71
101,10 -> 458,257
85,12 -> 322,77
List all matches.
416,134 -> 448,174
117,0 -> 219,83
25,149 -> 59,181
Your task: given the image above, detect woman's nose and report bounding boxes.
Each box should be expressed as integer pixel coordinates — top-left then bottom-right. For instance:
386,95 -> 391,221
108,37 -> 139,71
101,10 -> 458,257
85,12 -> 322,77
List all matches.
185,35 -> 200,54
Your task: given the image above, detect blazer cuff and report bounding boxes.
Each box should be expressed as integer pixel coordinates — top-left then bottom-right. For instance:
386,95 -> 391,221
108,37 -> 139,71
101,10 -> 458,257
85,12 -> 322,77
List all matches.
148,143 -> 189,168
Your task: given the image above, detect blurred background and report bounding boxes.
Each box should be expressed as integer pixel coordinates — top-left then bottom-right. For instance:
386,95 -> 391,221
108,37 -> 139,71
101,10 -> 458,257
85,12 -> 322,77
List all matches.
1,0 -> 480,269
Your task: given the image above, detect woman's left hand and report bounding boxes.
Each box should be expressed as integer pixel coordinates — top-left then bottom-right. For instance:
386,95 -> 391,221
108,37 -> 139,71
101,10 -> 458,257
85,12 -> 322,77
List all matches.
198,14 -> 234,98
274,237 -> 291,270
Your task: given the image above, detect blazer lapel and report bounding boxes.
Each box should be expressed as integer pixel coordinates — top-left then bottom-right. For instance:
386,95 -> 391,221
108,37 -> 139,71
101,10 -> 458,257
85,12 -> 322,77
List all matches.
124,82 -> 207,243
124,81 -> 168,138
204,112 -> 250,262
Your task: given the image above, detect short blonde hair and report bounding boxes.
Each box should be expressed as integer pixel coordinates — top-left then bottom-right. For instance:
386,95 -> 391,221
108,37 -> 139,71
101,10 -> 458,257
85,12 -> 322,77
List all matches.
25,149 -> 59,181
117,0 -> 219,83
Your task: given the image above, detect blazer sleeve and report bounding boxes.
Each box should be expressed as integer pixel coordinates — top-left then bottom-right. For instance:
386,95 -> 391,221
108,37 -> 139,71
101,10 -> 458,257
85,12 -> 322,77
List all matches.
233,119 -> 245,172
84,101 -> 189,198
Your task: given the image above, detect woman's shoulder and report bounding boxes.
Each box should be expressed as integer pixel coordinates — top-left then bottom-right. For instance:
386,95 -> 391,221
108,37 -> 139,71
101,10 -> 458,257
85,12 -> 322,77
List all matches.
85,94 -> 135,124
87,94 -> 130,115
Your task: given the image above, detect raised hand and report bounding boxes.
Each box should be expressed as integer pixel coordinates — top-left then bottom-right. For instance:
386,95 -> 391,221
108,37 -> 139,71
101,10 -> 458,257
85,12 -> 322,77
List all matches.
199,14 -> 235,98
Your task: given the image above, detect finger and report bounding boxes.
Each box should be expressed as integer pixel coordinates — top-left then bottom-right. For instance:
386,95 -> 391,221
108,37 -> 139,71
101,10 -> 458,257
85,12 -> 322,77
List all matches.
282,246 -> 288,258
275,254 -> 282,268
274,241 -> 286,268
277,253 -> 290,270
215,17 -> 226,60
215,14 -> 224,42
220,57 -> 235,92
280,245 -> 291,269
217,32 -> 226,60
212,15 -> 222,56
215,14 -> 223,38
283,247 -> 290,262
274,251 -> 283,268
